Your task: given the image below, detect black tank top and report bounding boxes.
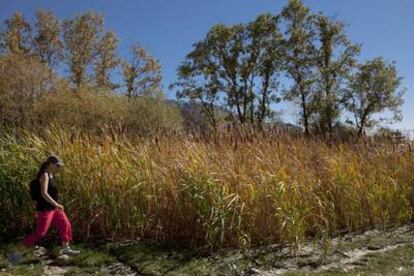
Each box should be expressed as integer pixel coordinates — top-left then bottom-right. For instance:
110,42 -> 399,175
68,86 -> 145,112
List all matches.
36,172 -> 59,211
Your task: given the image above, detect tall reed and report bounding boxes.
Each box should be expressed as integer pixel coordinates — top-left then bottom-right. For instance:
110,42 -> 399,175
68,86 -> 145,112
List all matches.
1,127 -> 413,250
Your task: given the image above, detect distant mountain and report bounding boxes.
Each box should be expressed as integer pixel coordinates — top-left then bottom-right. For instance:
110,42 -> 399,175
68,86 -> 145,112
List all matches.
165,98 -> 302,132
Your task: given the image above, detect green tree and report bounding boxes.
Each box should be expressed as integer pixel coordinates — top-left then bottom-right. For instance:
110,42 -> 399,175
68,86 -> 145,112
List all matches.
33,9 -> 64,67
63,11 -> 104,89
172,24 -> 240,129
374,127 -> 405,143
172,39 -> 221,129
345,57 -> 404,137
0,12 -> 32,56
249,14 -> 285,125
95,31 -> 119,89
122,43 -> 162,98
0,54 -> 65,130
280,0 -> 316,136
173,15 -> 284,129
312,15 -> 360,138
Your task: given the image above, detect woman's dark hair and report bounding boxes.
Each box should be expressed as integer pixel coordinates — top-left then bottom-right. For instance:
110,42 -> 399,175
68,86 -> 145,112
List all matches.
37,160 -> 51,179
36,155 -> 64,179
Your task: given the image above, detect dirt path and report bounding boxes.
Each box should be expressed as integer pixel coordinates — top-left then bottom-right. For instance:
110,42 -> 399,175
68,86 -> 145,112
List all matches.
3,224 -> 414,275
248,224 -> 414,275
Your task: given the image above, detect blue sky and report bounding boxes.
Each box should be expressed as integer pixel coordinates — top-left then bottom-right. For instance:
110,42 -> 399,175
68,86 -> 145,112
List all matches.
1,0 -> 413,130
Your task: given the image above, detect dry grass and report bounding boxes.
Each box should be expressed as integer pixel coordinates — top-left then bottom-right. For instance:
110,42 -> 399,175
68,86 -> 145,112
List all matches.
1,126 -> 413,250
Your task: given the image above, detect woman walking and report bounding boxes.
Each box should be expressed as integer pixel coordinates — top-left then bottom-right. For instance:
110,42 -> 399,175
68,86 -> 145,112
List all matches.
9,155 -> 79,264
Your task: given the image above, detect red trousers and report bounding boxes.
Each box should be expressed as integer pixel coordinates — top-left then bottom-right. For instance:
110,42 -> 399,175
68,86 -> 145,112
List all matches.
23,209 -> 73,247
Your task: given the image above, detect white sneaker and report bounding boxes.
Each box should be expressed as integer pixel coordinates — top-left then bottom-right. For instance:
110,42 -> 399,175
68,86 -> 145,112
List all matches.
8,251 -> 24,265
61,247 -> 80,256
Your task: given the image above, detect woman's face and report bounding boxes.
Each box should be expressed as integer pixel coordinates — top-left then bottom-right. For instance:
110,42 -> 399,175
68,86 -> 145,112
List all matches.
49,163 -> 62,173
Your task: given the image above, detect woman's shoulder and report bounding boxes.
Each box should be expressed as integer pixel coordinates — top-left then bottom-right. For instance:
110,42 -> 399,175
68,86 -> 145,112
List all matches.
39,171 -> 50,180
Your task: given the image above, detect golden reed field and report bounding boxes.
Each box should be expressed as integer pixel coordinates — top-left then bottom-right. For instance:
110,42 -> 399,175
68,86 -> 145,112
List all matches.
1,127 -> 414,251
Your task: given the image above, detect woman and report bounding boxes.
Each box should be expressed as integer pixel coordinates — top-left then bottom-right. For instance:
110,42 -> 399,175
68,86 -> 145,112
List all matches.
9,155 -> 79,265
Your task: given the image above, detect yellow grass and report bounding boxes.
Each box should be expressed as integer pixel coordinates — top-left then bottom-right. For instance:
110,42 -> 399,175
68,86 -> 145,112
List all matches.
1,127 -> 413,250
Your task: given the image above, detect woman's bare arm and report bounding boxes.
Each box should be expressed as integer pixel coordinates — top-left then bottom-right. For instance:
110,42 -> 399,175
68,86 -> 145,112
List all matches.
39,173 -> 63,210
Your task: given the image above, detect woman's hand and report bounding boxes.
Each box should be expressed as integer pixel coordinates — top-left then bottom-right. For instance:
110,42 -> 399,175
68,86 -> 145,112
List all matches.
56,204 -> 64,211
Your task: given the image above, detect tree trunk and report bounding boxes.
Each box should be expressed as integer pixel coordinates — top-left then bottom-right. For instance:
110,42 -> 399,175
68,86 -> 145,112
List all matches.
301,89 -> 310,136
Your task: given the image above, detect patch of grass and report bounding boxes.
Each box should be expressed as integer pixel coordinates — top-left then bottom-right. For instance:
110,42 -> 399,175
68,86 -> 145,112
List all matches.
334,229 -> 414,253
2,264 -> 45,276
350,245 -> 414,275
72,250 -> 116,268
47,244 -> 116,268
109,242 -> 282,275
64,266 -> 109,275
110,243 -> 200,275
1,243 -> 42,265
0,242 -> 117,275
0,248 -> 44,276
283,244 -> 414,275
0,253 -> 10,270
